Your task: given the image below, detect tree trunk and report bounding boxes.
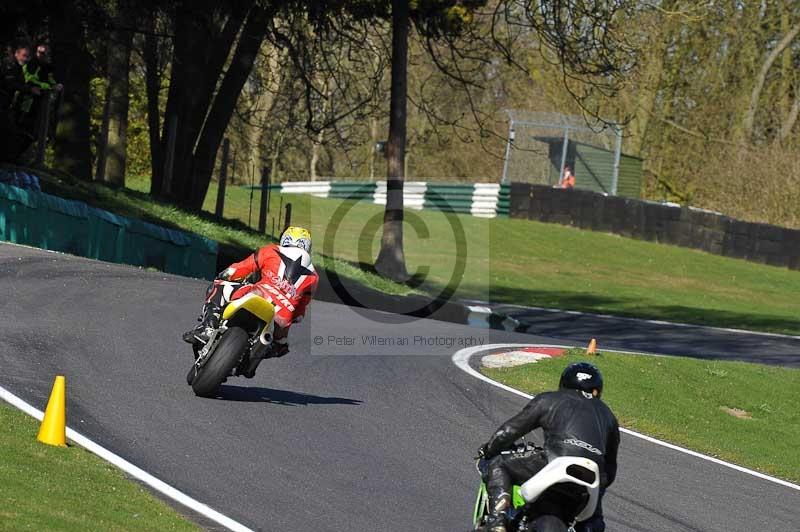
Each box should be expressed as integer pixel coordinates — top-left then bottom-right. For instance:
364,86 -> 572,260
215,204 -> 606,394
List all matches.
188,4 -> 272,210
159,0 -> 249,204
742,21 -> 800,140
310,79 -> 330,181
269,129 -> 285,194
145,12 -> 164,195
780,5 -> 793,119
778,92 -> 800,143
95,95 -> 110,182
50,1 -> 93,179
374,0 -> 410,282
97,3 -> 134,187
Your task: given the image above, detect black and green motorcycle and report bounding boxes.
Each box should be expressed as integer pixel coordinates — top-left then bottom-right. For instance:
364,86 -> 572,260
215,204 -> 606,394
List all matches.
473,443 -> 600,532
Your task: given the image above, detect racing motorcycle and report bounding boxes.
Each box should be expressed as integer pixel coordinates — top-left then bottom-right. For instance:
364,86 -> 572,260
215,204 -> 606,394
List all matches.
473,441 -> 600,532
186,291 -> 277,397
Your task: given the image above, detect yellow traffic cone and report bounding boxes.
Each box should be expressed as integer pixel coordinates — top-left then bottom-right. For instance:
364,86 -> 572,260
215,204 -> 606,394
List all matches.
586,338 -> 597,355
37,375 -> 67,447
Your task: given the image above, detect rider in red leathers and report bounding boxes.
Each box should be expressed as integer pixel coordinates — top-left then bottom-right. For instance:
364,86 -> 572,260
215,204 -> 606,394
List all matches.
183,227 -> 317,363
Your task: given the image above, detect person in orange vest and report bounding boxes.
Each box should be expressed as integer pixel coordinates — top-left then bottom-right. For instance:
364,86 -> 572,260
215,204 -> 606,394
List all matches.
560,165 -> 575,189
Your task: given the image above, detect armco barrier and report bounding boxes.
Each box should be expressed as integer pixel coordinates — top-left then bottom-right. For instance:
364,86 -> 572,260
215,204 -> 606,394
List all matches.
0,182 -> 218,279
509,183 -> 800,270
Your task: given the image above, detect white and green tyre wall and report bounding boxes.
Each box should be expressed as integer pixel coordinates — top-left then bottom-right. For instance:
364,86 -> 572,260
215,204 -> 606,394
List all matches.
276,181 -> 509,218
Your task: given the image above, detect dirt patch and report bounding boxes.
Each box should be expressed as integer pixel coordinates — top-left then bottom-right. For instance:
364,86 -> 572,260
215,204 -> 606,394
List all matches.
720,406 -> 752,420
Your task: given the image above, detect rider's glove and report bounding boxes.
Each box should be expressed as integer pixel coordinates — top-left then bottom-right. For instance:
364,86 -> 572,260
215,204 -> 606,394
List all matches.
216,267 -> 234,280
477,444 -> 489,459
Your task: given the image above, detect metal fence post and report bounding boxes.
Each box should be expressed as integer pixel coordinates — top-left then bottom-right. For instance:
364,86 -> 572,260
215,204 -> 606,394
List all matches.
611,125 -> 622,195
501,118 -> 514,184
214,138 -> 229,219
258,166 -> 270,233
558,126 -> 570,187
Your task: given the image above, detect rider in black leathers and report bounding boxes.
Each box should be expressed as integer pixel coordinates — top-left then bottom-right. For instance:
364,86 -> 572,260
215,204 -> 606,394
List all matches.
477,362 -> 619,532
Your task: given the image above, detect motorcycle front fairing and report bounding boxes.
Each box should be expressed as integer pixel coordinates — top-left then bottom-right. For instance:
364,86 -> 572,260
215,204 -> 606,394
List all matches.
222,293 -> 275,324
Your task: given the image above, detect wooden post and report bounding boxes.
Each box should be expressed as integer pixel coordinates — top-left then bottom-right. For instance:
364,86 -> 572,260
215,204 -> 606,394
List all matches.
283,202 -> 292,231
277,195 -> 283,231
248,164 -> 255,228
214,138 -> 230,219
162,114 -> 178,195
258,166 -> 270,233
35,94 -> 52,166
230,148 -> 237,186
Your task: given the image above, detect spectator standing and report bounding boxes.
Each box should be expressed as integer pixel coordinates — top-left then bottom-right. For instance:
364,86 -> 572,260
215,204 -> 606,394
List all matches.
560,164 -> 576,189
25,44 -> 62,94
20,43 -> 62,138
0,43 -> 38,162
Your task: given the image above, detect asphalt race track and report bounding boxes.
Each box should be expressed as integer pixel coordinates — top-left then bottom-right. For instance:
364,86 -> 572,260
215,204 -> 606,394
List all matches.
1,243 -> 798,531
470,303 -> 800,368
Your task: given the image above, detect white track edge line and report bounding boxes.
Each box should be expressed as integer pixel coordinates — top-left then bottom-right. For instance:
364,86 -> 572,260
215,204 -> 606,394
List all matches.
0,384 -> 254,532
464,301 -> 800,340
452,343 -> 800,493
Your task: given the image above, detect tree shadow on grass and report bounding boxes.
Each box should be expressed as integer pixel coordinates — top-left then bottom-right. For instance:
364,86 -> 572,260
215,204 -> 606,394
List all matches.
36,171 -> 271,245
325,257 -> 429,289
214,385 -> 363,406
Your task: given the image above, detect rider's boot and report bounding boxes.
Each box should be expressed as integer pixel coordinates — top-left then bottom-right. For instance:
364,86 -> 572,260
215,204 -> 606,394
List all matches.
241,340 -> 288,378
478,489 -> 511,532
478,512 -> 508,532
182,307 -> 221,346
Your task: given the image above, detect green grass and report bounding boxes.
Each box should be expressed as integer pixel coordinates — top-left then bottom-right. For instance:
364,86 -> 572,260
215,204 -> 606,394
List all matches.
34,172 -> 800,333
35,172 -> 417,296
483,349 -> 800,483
0,402 -> 197,531
236,191 -> 800,335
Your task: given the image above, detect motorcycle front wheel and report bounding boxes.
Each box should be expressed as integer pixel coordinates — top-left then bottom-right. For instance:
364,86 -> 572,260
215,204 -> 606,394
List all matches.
191,327 -> 249,397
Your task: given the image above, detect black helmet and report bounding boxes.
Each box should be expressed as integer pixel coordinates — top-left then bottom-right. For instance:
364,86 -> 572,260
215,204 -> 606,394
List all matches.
559,362 -> 603,398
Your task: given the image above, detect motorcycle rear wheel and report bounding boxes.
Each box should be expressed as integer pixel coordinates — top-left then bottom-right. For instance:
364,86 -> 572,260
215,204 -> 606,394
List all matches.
191,327 -> 248,397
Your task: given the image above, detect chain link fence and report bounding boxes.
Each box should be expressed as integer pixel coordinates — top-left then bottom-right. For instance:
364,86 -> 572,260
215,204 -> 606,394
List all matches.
500,111 -> 624,194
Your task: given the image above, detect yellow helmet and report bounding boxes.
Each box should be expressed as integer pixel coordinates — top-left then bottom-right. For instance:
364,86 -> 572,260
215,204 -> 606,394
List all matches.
279,226 -> 312,253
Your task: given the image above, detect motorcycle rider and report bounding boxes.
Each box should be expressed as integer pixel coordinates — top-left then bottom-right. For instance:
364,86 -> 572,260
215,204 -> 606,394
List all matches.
477,362 -> 619,532
182,226 -> 318,366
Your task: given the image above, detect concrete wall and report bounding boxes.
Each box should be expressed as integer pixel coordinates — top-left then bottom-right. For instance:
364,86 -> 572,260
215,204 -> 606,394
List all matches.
509,183 -> 800,270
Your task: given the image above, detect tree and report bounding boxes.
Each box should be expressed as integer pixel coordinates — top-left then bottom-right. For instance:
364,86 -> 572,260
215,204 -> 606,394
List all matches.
51,0 -> 95,179
366,0 -> 490,280
374,0 -> 412,280
96,0 -> 135,187
372,0 -> 636,280
150,0 -> 271,208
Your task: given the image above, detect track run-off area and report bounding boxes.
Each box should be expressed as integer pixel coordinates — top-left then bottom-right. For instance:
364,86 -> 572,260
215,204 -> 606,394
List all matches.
1,243 -> 798,531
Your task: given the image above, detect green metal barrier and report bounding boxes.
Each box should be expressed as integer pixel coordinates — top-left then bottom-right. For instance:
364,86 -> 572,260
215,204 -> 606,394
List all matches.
0,182 -> 218,280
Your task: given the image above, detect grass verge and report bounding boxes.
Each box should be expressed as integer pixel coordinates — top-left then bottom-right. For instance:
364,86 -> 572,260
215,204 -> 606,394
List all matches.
29,171 -> 800,333
33,171 -> 418,296
0,401 -> 197,531
482,349 -> 800,483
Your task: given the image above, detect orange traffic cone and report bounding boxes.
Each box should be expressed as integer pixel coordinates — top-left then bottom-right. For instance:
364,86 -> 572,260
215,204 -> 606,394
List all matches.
37,375 -> 67,447
586,339 -> 597,355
